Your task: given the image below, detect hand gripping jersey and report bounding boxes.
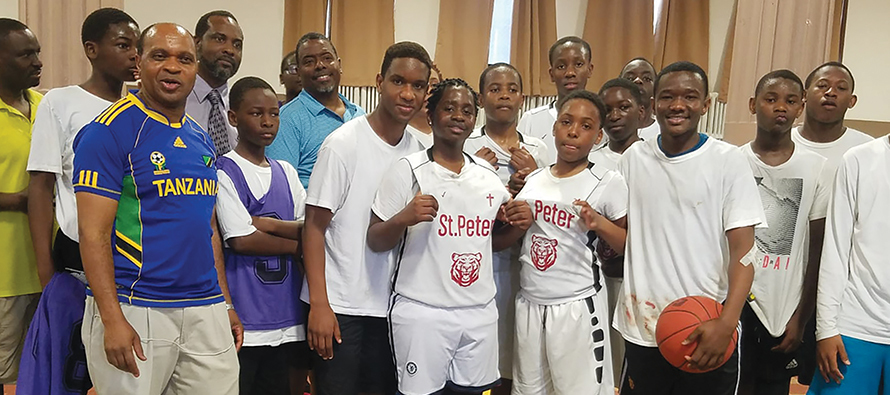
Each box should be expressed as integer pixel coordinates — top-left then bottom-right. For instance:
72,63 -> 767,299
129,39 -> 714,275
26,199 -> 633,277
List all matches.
217,156 -> 304,331
385,150 -> 509,308
515,164 -> 628,305
73,93 -> 223,307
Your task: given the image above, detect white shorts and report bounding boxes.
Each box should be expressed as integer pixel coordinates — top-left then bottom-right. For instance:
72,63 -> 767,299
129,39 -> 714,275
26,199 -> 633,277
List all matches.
389,295 -> 500,395
493,252 -> 520,379
605,276 -> 625,384
513,293 -> 614,395
83,296 -> 239,395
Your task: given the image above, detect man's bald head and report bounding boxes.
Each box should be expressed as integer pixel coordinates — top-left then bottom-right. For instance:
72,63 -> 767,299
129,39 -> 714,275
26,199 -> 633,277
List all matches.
137,23 -> 195,56
135,22 -> 198,115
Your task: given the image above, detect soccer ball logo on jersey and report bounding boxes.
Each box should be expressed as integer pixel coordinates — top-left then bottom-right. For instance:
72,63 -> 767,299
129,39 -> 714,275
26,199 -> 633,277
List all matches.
150,151 -> 170,175
530,234 -> 558,271
451,252 -> 481,287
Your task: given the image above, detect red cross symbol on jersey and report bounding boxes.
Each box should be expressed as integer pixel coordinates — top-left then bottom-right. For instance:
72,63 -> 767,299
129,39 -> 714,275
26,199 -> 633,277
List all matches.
486,193 -> 494,206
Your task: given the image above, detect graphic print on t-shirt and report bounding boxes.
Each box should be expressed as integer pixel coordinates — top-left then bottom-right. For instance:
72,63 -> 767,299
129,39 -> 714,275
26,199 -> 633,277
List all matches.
530,234 -> 558,271
754,176 -> 802,270
451,252 -> 482,287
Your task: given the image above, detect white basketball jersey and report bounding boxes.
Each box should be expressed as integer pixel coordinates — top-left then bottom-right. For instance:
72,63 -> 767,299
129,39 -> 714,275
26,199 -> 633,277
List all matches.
393,150 -> 510,308
515,164 -> 628,305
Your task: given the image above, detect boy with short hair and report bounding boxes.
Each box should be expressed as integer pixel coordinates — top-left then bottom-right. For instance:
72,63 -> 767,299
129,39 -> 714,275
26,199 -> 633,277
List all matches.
793,62 -> 872,171
808,135 -> 890,394
463,63 -> 548,392
619,58 -> 659,140
589,77 -> 646,171
518,36 -> 595,160
616,61 -> 764,395
215,76 -> 308,395
20,9 -> 139,394
588,77 -> 646,385
301,41 -> 429,395
738,70 -> 831,395
507,89 -> 627,394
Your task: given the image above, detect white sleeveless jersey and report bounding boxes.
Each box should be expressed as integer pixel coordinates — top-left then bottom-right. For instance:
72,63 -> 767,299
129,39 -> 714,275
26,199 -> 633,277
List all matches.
373,149 -> 510,308
515,164 -> 628,305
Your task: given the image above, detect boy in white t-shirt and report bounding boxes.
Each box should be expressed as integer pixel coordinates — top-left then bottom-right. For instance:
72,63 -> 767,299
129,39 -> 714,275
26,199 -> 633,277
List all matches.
368,78 -> 530,395
792,62 -> 872,172
808,136 -> 890,394
504,90 -> 627,394
19,9 -> 138,395
215,77 -> 309,395
737,70 -> 831,395
790,61 -> 872,386
589,77 -> 646,385
616,61 -> 764,395
619,58 -> 660,141
462,63 -> 548,392
301,42 -> 429,395
518,36 -> 595,160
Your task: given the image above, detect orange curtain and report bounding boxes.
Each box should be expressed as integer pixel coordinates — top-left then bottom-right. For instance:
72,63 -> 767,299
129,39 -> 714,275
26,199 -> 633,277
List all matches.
583,0 -> 655,91
435,0 -> 494,86
329,0 -> 394,86
282,0 -> 327,56
19,0 -> 123,91
510,0 -> 557,96
654,0 -> 709,73
720,0 -> 845,145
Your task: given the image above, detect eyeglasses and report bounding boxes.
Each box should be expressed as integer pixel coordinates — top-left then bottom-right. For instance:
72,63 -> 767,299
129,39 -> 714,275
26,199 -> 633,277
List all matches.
283,64 -> 299,75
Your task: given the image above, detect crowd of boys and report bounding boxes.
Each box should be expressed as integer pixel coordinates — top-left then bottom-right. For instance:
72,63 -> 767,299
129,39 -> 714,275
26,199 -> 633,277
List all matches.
0,7 -> 886,395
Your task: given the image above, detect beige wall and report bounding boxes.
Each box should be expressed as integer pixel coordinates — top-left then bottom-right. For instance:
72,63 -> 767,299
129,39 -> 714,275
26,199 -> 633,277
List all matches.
394,0 -> 439,59
0,0 -> 16,18
709,0 -> 733,81
123,0 -> 284,94
843,0 -> 890,122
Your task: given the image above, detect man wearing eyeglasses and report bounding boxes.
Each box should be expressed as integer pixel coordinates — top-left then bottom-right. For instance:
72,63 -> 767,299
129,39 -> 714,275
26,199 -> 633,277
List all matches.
280,50 -> 302,105
267,32 -> 364,189
619,57 -> 660,141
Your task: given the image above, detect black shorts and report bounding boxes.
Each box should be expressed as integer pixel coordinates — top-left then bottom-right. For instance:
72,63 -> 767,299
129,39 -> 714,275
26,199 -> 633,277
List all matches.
619,340 -> 739,395
239,344 -> 292,395
52,230 -> 84,273
310,312 -> 397,395
738,303 -> 813,394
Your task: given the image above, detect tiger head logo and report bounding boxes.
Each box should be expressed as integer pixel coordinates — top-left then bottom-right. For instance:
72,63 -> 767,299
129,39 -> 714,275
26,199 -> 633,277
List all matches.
451,252 -> 481,287
530,234 -> 558,271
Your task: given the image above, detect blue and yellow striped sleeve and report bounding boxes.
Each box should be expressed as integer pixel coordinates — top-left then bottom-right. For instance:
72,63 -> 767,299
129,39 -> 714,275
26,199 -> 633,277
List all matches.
73,120 -> 129,200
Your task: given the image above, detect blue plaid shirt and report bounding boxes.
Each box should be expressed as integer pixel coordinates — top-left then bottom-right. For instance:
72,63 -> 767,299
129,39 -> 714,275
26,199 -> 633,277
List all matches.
267,90 -> 364,188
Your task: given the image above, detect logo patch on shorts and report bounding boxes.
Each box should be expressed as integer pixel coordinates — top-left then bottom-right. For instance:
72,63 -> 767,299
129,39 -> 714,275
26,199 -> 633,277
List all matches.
406,362 -> 417,376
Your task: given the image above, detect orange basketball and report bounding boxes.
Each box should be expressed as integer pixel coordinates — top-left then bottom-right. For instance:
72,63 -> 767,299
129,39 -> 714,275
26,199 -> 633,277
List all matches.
655,295 -> 738,373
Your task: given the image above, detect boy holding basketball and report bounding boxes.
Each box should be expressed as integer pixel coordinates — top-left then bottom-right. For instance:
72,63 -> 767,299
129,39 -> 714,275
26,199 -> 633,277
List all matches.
738,70 -> 831,395
504,89 -> 627,394
616,61 -> 764,395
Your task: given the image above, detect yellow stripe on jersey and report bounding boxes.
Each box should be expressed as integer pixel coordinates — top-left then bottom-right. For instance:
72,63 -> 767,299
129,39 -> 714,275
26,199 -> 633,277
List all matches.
128,93 -> 185,128
115,230 -> 143,252
97,98 -> 130,124
115,245 -> 142,268
103,102 -> 136,125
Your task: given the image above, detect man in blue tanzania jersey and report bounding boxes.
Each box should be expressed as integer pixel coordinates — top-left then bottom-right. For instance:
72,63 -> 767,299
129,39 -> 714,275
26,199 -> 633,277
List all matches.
73,23 -> 241,394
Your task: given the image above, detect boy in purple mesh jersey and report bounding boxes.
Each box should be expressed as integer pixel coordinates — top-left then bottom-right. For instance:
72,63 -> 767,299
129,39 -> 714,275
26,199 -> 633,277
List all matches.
216,76 -> 310,395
